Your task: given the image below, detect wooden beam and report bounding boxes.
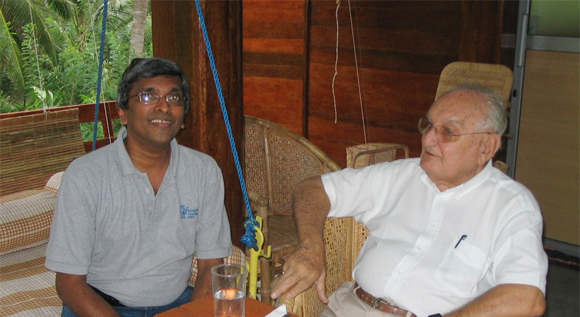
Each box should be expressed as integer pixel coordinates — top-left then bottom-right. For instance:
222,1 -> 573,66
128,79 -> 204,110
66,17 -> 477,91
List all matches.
151,0 -> 244,249
459,0 -> 503,63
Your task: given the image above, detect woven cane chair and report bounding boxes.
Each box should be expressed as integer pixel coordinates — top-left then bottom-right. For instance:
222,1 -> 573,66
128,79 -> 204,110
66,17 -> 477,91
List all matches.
435,62 -> 514,174
279,143 -> 408,316
435,61 -> 513,109
244,116 -> 341,304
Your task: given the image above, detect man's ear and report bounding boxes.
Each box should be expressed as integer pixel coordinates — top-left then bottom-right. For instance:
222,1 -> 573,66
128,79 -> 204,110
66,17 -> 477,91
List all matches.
117,107 -> 128,125
479,134 -> 502,165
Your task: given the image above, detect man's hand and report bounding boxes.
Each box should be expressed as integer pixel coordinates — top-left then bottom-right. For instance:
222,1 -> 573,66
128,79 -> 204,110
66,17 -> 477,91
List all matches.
270,244 -> 328,303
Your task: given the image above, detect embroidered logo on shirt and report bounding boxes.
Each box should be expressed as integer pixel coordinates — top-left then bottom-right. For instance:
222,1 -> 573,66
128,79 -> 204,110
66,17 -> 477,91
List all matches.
180,205 -> 199,219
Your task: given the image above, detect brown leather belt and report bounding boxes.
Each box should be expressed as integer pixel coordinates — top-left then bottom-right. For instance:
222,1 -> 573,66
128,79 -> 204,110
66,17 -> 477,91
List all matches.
354,283 -> 417,317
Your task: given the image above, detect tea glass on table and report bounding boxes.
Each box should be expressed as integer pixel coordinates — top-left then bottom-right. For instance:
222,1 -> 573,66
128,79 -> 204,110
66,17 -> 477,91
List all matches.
211,264 -> 247,317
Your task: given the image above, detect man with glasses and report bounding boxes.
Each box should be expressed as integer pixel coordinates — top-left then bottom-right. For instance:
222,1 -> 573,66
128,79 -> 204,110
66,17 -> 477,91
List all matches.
46,58 -> 233,317
272,86 -> 547,317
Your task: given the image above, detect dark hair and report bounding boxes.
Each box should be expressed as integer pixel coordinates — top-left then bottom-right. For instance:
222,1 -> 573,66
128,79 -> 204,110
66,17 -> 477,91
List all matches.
116,58 -> 190,113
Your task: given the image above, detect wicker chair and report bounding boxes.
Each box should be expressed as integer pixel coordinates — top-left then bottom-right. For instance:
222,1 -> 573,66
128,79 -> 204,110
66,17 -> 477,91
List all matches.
244,116 -> 341,304
279,143 -> 408,316
435,61 -> 513,109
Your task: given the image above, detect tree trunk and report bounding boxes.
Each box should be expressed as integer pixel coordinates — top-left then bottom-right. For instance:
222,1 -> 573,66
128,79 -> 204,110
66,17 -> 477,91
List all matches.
130,0 -> 148,57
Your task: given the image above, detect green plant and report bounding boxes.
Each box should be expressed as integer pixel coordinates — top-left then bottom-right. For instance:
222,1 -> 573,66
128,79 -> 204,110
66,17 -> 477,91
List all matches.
1,0 -> 152,111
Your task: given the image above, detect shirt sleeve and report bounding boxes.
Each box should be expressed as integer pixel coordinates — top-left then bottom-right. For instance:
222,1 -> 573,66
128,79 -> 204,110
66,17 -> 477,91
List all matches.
321,164 -> 388,220
491,198 -> 548,293
45,163 -> 96,275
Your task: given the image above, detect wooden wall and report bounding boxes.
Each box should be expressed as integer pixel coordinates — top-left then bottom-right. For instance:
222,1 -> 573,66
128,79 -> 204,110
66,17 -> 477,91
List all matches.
244,0 -> 512,167
243,1 -> 308,134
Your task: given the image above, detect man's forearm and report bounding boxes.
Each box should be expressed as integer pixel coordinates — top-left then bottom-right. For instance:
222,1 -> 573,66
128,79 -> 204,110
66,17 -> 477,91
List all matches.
293,176 -> 331,250
55,273 -> 121,317
269,176 -> 331,301
192,258 -> 224,301
444,284 -> 545,317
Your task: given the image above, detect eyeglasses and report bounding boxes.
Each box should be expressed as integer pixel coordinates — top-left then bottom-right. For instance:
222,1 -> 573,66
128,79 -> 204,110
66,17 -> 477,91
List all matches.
129,91 -> 184,106
418,116 -> 492,143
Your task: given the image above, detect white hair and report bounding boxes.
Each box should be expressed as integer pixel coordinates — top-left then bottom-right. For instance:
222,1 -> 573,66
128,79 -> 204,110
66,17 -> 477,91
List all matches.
441,85 -> 508,136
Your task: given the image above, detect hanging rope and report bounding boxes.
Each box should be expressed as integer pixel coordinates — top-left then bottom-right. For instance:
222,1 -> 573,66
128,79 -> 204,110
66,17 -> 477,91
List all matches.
92,0 -> 109,152
193,0 -> 258,251
347,0 -> 367,143
331,1 -> 340,123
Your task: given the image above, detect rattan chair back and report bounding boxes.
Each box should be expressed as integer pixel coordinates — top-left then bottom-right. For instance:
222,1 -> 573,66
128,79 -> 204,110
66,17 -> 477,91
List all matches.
245,116 -> 340,217
435,61 -> 514,109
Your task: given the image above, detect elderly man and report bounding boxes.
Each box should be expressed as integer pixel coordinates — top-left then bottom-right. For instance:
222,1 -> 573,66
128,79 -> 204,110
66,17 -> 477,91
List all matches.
46,58 -> 232,317
271,86 -> 547,317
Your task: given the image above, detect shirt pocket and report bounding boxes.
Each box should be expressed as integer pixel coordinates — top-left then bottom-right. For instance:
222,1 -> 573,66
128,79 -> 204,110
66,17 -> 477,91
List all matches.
435,239 -> 490,297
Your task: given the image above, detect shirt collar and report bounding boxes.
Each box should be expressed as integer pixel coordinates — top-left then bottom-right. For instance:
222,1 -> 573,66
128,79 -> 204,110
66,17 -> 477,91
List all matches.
114,127 -> 179,178
421,160 -> 494,198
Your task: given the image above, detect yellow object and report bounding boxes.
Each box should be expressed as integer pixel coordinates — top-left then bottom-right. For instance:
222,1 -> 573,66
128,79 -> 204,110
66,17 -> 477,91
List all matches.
247,216 -> 271,300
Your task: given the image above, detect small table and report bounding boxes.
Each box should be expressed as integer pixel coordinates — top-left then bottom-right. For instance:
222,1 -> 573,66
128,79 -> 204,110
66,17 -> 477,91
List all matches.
157,295 -> 298,317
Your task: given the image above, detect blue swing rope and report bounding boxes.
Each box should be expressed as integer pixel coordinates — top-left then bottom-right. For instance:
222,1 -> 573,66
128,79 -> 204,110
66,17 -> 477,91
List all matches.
92,0 -> 108,152
193,0 -> 258,250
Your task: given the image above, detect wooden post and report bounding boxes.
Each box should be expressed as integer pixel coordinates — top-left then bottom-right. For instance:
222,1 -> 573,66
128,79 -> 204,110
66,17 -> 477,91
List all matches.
151,0 -> 244,248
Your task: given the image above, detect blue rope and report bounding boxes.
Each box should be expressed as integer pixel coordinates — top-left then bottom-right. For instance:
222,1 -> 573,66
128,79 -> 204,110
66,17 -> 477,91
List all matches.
92,0 -> 108,152
193,0 -> 258,250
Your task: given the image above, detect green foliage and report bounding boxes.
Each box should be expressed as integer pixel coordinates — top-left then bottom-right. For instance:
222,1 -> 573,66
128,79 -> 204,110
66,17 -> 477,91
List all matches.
80,119 -> 122,142
0,0 -> 151,111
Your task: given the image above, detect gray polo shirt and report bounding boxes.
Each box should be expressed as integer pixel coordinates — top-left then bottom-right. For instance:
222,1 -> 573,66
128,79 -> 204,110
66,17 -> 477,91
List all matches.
46,128 -> 232,307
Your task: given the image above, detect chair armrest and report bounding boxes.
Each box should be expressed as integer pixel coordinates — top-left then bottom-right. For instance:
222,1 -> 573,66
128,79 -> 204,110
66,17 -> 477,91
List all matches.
247,190 -> 268,219
44,172 -> 64,196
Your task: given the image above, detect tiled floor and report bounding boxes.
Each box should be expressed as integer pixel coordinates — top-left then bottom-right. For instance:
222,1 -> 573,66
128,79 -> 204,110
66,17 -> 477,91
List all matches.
542,264 -> 579,316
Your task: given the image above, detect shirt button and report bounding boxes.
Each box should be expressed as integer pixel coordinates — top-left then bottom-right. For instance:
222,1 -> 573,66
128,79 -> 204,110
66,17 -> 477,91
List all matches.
397,270 -> 403,275
148,206 -> 153,211
430,224 -> 436,228
145,188 -> 151,193
417,247 -> 422,252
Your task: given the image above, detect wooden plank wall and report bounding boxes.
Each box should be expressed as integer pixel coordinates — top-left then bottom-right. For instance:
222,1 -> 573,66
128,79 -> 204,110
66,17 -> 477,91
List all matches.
243,0 -> 510,167
243,1 -> 308,134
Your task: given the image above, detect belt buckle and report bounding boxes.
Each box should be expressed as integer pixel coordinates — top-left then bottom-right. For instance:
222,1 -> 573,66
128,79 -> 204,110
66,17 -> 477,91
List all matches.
371,297 -> 387,309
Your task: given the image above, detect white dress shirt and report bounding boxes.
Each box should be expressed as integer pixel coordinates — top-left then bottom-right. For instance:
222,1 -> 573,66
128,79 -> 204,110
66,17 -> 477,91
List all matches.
321,158 -> 547,317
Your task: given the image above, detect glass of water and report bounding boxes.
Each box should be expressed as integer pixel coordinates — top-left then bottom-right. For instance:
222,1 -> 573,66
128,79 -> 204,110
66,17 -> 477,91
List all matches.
211,264 -> 247,317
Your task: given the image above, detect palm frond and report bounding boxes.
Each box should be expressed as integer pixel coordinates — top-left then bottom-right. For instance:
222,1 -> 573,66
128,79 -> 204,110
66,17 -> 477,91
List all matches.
46,0 -> 76,20
0,10 -> 25,92
2,0 -> 60,65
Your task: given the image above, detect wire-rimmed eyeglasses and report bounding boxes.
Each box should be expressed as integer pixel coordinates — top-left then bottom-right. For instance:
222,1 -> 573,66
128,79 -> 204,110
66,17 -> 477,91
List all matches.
129,91 -> 184,106
418,116 -> 493,143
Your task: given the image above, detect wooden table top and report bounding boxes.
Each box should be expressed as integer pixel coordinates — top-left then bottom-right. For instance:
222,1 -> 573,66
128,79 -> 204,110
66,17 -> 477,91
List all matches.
157,295 -> 297,317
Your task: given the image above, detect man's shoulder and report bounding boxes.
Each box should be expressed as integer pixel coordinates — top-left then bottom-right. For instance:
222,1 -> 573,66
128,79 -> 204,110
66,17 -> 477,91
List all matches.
370,157 -> 422,173
67,143 -> 114,171
177,145 -> 216,161
486,168 -> 539,209
176,144 -> 220,171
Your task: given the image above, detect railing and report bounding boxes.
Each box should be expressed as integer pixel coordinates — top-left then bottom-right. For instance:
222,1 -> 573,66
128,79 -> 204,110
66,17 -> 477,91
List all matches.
0,102 -> 120,153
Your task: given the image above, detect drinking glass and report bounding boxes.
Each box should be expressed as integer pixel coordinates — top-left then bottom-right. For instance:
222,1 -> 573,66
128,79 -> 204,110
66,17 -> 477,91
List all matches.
211,264 -> 247,317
